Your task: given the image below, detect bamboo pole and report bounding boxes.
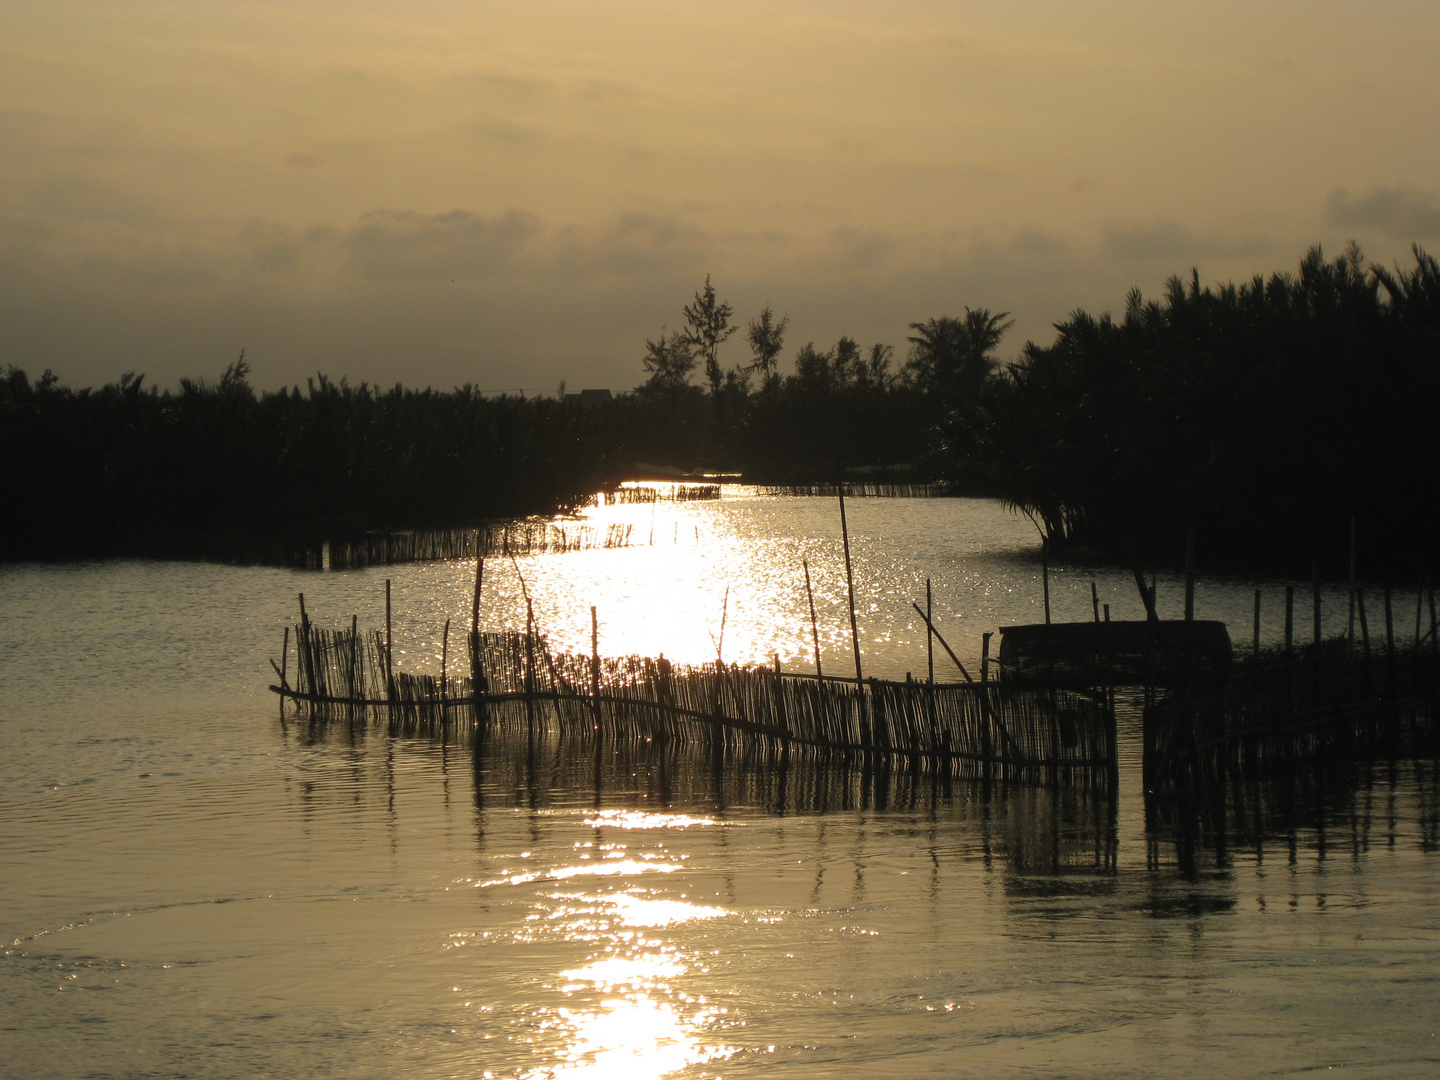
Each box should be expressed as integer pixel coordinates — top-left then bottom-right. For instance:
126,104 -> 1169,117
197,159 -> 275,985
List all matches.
1357,587 -> 1372,663
279,625 -> 290,718
1284,586 -> 1294,657
804,558 -> 823,679
297,592 -> 309,696
980,631 -> 994,778
1184,526 -> 1196,622
590,605 -> 602,727
1347,516 -> 1357,644
716,585 -> 730,665
926,579 -> 935,685
472,546 -> 484,633
838,489 -> 863,685
385,578 -> 396,719
440,617 -> 450,697
909,603 -> 973,683
1042,539 -> 1051,625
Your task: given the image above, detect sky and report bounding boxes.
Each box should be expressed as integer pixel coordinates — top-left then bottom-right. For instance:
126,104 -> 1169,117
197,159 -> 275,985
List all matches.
2,1 -> 1438,393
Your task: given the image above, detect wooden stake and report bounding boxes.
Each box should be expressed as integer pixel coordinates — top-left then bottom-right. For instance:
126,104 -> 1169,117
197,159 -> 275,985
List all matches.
838,489 -> 863,685
803,558 -> 823,679
1347,516 -> 1358,643
471,552 -> 484,636
1184,526 -> 1196,622
279,625 -> 290,717
385,578 -> 395,703
590,605 -> 602,726
440,617 -> 450,696
1356,587 -> 1372,662
926,578 -> 935,685
1042,539 -> 1051,625
1091,580 -> 1100,623
909,603 -> 973,683
1284,586 -> 1294,657
1384,586 -> 1394,658
716,585 -> 730,665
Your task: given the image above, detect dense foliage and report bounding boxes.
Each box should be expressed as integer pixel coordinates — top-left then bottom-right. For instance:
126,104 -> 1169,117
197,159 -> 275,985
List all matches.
947,244 -> 1440,573
0,364 -> 624,560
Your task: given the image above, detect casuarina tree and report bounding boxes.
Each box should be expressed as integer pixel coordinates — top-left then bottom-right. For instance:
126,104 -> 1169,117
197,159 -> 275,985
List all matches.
682,275 -> 738,394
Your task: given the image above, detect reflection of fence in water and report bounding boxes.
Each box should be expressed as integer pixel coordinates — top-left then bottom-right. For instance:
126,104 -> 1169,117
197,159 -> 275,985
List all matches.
283,710 -> 1120,876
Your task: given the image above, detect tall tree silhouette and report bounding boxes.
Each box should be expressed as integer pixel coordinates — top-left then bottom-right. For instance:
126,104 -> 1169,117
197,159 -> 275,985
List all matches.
746,306 -> 789,383
682,275 -> 737,394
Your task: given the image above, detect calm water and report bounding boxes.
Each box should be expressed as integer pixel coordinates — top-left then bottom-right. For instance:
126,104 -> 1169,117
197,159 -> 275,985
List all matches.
2,493 -> 1436,1078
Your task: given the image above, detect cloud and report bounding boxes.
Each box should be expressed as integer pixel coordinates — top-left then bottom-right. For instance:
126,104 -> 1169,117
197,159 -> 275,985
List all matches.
1102,220 -> 1268,262
28,175 -> 158,228
469,112 -> 542,144
342,208 -> 540,281
237,219 -> 301,273
1327,185 -> 1440,239
1010,229 -> 1068,257
830,226 -> 893,270
551,212 -> 711,279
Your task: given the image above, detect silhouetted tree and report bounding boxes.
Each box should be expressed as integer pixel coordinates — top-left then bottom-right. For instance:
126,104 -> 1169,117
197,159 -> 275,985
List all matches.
682,275 -> 737,394
640,328 -> 697,393
746,306 -> 789,383
905,308 -> 1014,404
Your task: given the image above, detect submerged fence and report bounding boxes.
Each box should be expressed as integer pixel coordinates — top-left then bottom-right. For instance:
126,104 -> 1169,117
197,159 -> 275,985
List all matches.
1143,637 -> 1440,785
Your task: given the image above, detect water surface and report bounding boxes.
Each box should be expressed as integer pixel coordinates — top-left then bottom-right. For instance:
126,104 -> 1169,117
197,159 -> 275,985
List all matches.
2,493 -> 1435,1078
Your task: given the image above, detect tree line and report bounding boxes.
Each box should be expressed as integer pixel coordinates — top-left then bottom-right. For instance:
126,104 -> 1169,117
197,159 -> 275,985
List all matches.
3,242 -> 1436,575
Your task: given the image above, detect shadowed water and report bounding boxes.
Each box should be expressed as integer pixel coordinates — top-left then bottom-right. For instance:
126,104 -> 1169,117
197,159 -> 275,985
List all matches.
2,493 -> 1436,1078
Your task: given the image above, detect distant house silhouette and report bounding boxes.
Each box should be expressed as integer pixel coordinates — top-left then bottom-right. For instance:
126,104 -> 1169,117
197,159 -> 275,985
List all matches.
563,388 -> 613,408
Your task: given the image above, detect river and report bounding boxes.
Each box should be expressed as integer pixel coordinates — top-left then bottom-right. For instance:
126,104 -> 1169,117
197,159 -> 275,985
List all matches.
1,492 -> 1435,1078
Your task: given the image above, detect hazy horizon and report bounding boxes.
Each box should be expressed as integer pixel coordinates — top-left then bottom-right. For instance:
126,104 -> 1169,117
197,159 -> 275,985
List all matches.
3,1 -> 1438,392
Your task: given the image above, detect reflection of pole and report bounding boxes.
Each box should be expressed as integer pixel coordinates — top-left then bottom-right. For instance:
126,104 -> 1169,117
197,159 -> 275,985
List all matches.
839,490 -> 863,685
803,558 -> 823,679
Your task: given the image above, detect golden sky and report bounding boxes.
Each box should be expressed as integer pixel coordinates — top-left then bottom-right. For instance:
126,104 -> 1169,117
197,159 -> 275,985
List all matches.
3,1 -> 1437,391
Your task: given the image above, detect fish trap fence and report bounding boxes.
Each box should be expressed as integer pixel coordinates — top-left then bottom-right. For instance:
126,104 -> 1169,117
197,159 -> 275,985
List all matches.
327,520 -> 647,569
591,485 -> 722,505
1143,639 -> 1440,775
277,624 -> 1116,777
753,482 -> 952,499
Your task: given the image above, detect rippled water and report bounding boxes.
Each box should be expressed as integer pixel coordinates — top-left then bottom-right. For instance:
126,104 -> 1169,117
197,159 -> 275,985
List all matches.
2,493 -> 1437,1078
